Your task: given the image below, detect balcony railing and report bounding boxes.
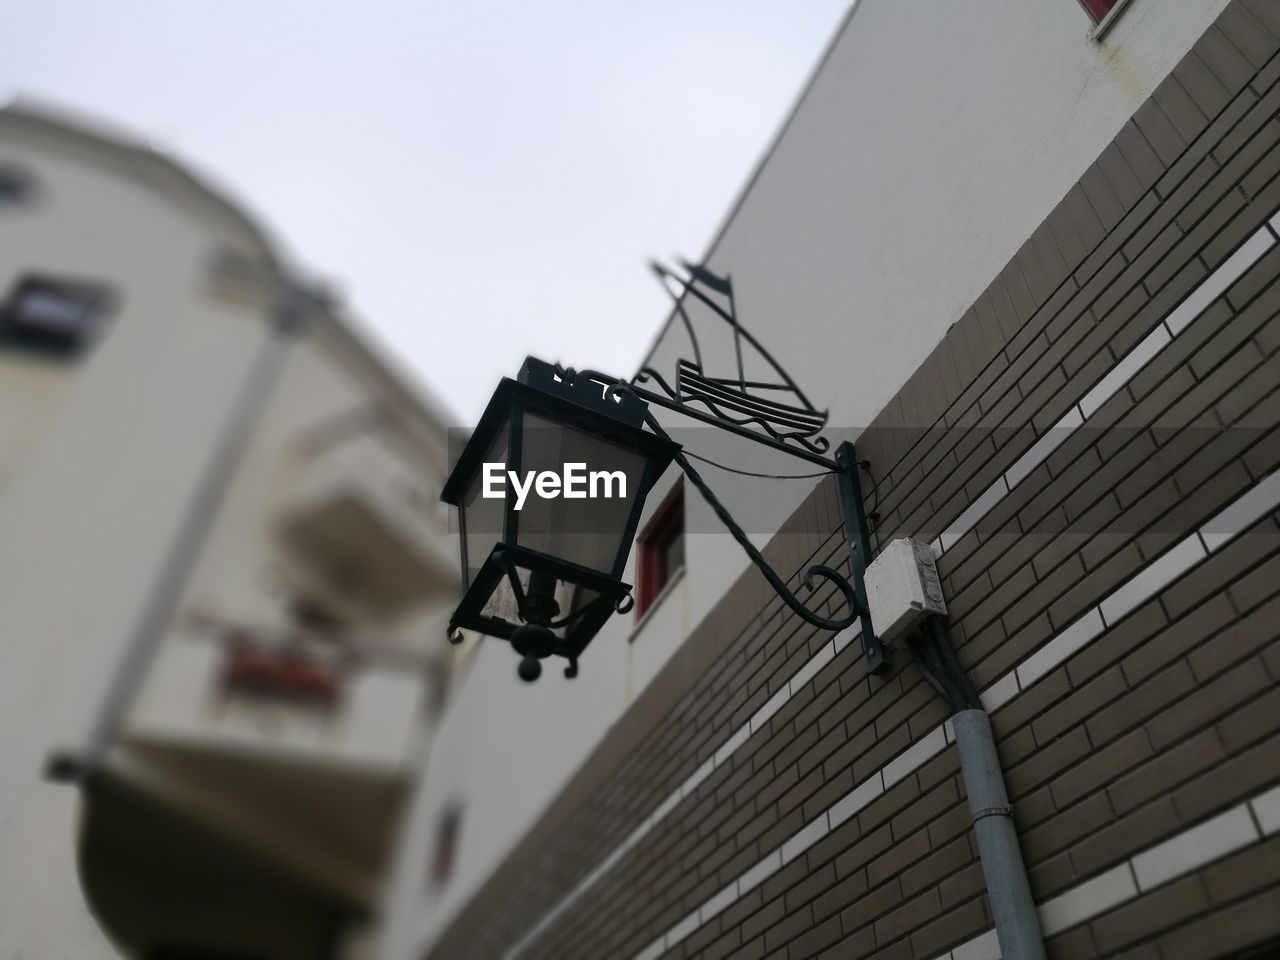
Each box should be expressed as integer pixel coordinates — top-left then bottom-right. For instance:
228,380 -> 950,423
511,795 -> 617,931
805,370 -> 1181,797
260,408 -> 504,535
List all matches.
221,644 -> 345,707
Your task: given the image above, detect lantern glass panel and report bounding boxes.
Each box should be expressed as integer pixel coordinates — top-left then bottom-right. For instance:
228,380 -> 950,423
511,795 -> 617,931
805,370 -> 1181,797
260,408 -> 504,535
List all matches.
516,413 -> 649,576
461,419 -> 509,585
480,562 -> 603,642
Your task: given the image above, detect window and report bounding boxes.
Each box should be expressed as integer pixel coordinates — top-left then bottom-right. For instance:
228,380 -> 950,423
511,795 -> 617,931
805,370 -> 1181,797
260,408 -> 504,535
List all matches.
0,276 -> 114,357
1078,0 -> 1128,29
432,803 -> 463,887
635,481 -> 684,618
0,164 -> 36,208
289,593 -> 348,640
1080,0 -> 1118,21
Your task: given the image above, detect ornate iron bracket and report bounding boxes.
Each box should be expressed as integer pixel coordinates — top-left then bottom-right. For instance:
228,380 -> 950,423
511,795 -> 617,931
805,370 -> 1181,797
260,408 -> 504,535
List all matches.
556,365 -> 891,676
639,259 -> 835,460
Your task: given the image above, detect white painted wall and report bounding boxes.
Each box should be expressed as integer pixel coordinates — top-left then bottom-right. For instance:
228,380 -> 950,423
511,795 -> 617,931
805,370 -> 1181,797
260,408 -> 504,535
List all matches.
0,121 -> 277,959
0,111 -> 457,959
398,1 -> 1234,955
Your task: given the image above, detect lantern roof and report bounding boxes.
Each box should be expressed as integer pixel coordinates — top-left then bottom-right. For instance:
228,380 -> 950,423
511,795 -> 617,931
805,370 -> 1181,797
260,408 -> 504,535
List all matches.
441,356 -> 676,505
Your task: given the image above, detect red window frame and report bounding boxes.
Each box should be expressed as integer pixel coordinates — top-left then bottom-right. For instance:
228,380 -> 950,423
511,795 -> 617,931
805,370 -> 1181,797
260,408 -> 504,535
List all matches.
635,481 -> 684,618
1079,0 -> 1120,24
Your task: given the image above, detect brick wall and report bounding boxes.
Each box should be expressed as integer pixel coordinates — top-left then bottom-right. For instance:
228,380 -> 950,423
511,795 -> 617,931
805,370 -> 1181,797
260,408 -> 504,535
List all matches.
426,3 -> 1280,958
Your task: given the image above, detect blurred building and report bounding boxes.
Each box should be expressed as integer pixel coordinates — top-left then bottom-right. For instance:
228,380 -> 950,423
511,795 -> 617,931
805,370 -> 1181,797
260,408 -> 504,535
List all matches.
0,105 -> 458,958
404,2 -> 1280,959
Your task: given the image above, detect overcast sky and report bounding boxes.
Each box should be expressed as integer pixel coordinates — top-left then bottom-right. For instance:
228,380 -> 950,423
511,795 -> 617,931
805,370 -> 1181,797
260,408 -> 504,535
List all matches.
2,1 -> 849,422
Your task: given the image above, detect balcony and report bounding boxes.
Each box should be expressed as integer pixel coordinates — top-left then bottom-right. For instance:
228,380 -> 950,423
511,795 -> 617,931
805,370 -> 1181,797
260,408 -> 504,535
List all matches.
65,419 -> 460,956
126,609 -> 445,773
75,612 -> 449,956
277,430 -> 457,617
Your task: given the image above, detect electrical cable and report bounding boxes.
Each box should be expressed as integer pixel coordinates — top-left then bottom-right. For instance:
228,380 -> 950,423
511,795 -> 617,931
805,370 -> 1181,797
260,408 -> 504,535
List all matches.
860,460 -> 881,513
859,459 -> 883,553
681,448 -> 831,479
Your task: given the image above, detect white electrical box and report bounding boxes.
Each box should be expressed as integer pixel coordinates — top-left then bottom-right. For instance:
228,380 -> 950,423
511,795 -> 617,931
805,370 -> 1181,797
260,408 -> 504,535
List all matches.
865,538 -> 947,641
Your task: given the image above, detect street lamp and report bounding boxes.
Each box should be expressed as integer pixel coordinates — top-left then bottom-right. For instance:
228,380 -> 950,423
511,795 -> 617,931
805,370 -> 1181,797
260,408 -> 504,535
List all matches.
441,354 -> 887,684
439,261 -> 1047,958
441,260 -> 895,683
441,357 -> 679,681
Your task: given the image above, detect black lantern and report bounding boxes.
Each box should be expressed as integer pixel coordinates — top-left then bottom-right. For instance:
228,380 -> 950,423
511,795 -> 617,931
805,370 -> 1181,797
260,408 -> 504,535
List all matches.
441,261 -> 895,688
441,357 -> 679,681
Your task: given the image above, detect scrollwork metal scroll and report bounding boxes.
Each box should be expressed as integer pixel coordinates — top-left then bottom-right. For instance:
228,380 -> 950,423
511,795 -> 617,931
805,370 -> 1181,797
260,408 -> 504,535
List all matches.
552,366 -> 864,632
653,416 -> 863,631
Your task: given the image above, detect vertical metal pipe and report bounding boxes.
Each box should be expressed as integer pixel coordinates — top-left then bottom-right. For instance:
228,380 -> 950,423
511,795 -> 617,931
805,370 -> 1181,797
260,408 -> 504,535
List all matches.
952,708 -> 1048,960
77,289 -> 313,773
